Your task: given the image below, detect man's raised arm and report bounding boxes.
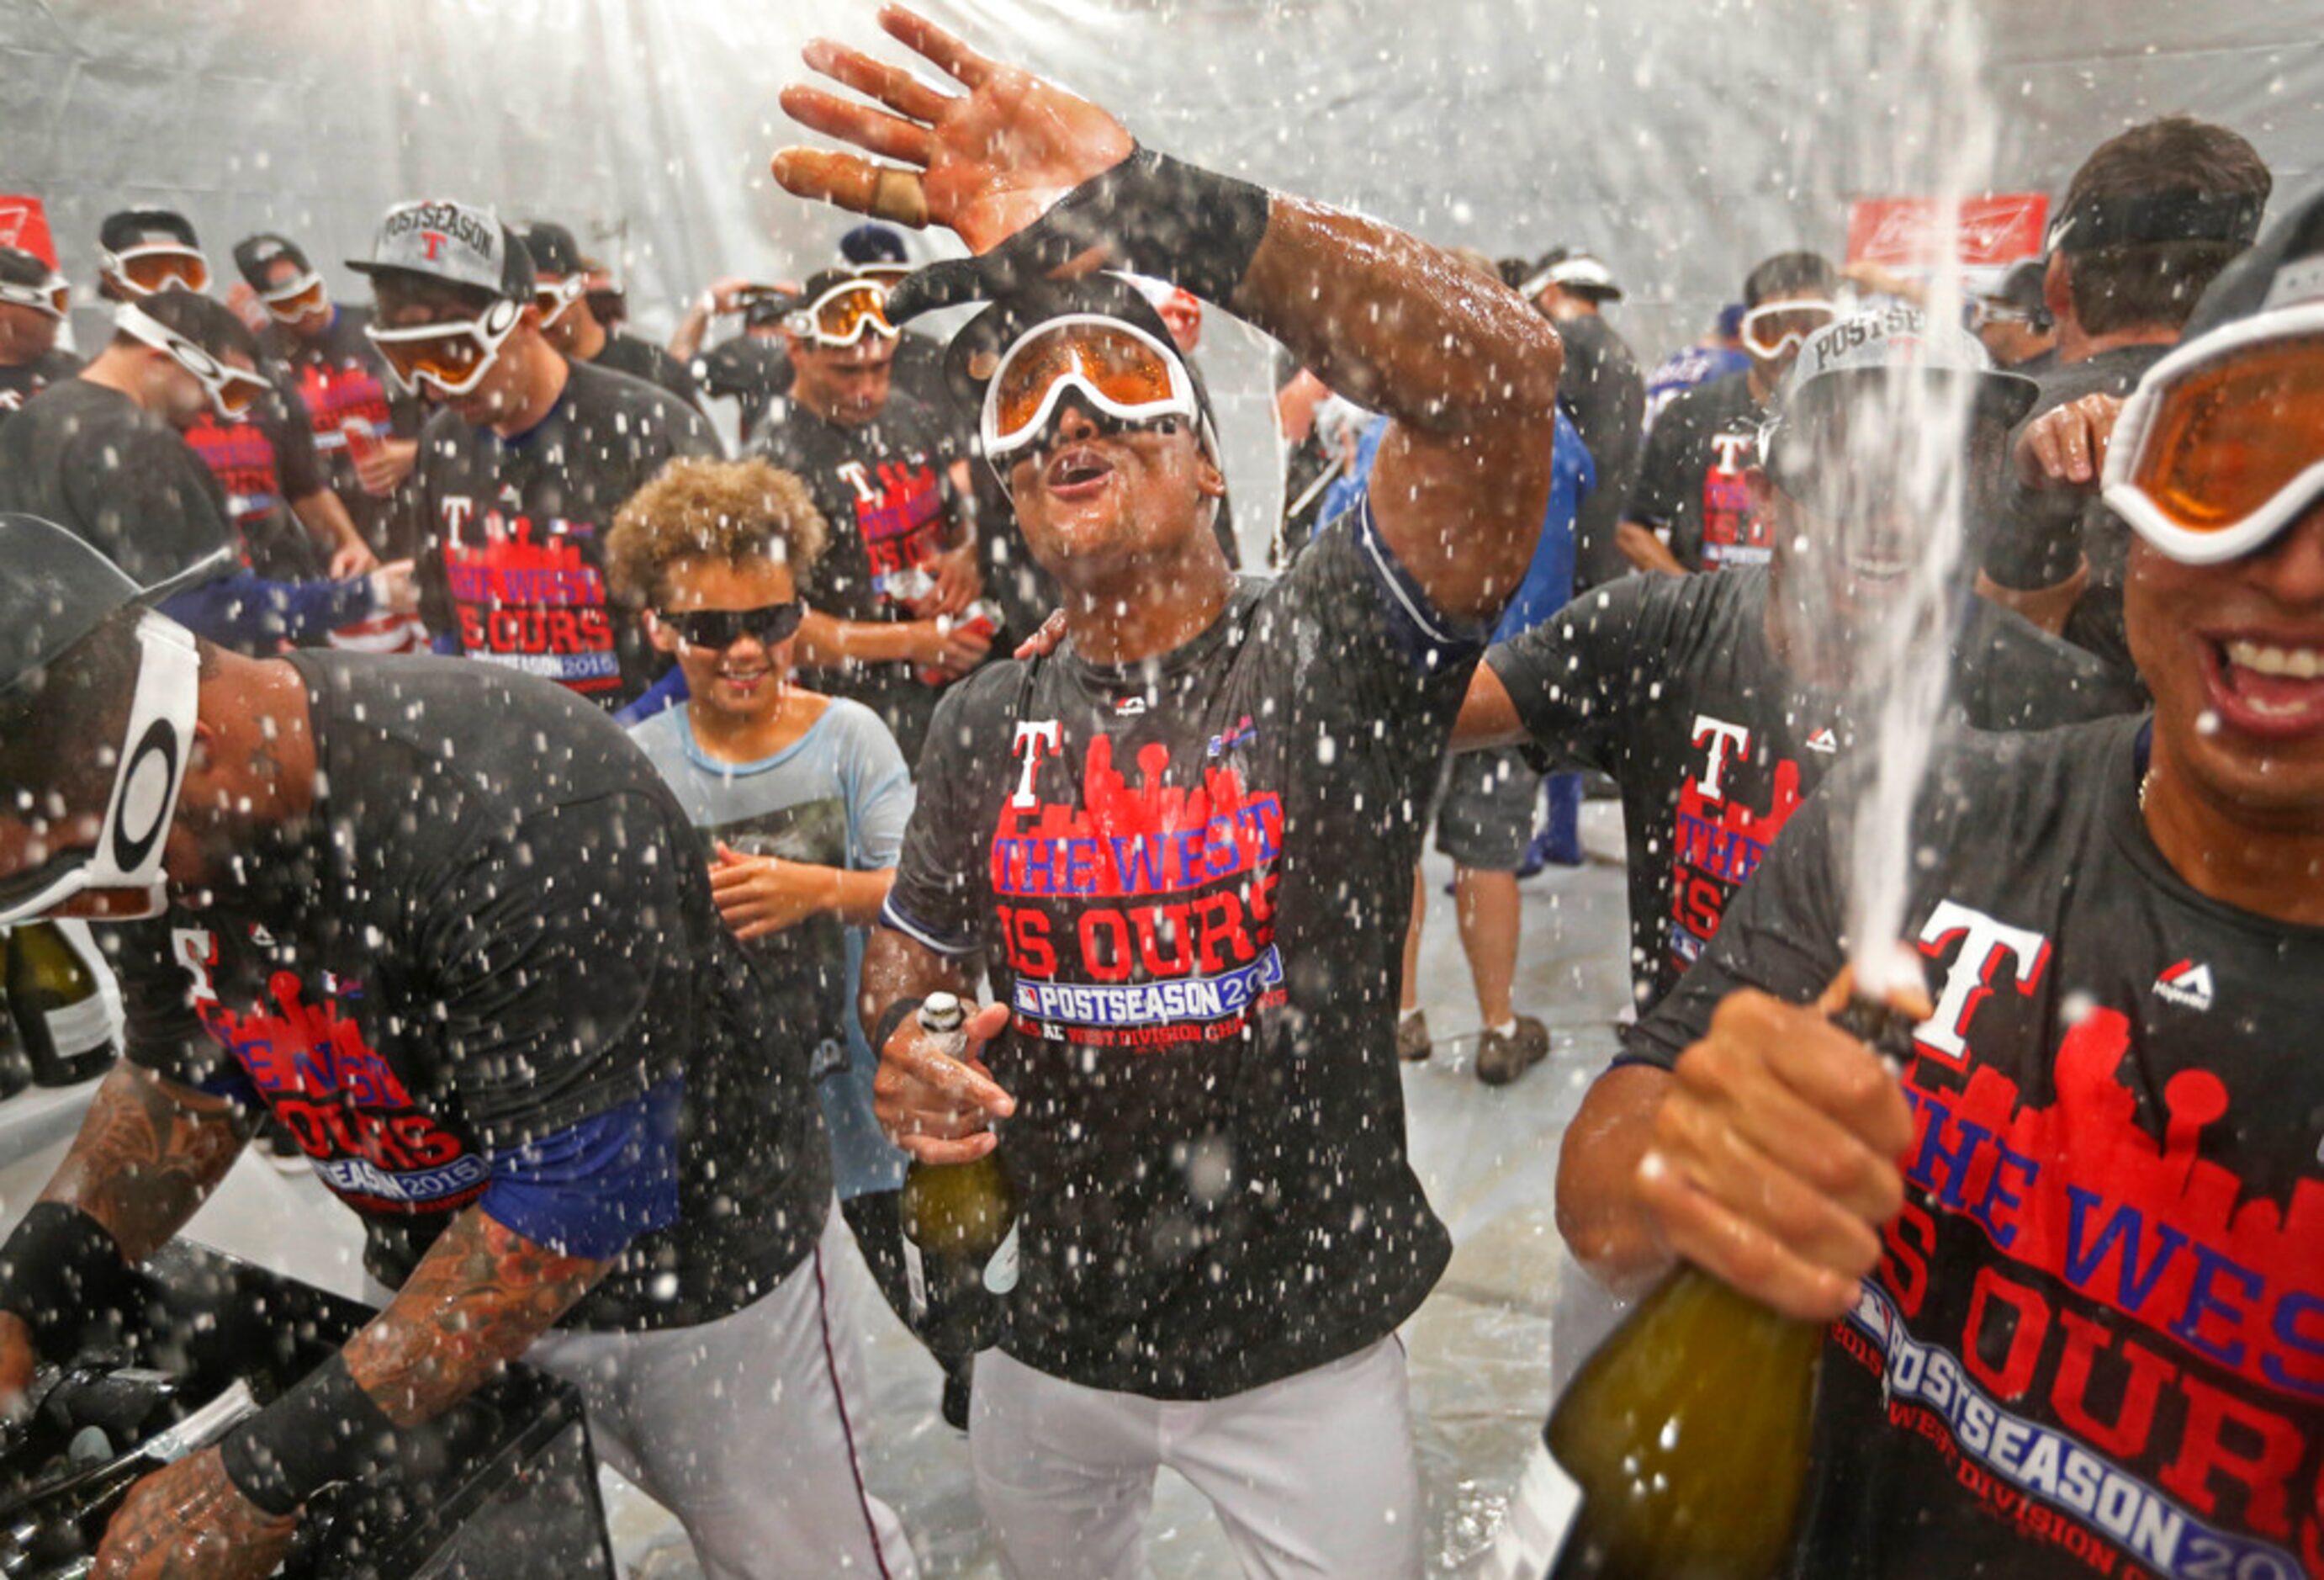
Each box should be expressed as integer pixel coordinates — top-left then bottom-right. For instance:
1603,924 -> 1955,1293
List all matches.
771,3 -> 1563,623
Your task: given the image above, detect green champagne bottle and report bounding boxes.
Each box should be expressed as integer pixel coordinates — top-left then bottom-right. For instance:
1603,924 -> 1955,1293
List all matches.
0,935 -> 30,1100
897,994 -> 1019,1292
8,924 -> 116,1088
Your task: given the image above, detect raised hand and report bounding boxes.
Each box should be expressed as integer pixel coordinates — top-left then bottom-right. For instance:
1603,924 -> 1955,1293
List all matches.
771,4 -> 1134,257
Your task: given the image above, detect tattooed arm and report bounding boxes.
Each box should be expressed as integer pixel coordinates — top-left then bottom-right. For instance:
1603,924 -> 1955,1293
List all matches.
40,1062 -> 257,1259
341,1206 -> 606,1424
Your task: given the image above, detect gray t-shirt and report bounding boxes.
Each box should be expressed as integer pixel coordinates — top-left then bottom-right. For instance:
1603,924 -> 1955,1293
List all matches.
628,695 -> 914,1200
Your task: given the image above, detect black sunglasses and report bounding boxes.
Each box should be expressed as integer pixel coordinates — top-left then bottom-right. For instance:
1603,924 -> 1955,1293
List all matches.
656,601 -> 807,650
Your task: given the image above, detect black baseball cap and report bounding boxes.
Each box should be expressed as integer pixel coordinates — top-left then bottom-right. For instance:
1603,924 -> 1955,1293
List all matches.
232,233 -> 313,292
512,220 -> 585,280
348,199 -> 534,303
98,209 -> 201,257
840,224 -> 909,266
2178,180 -> 2324,341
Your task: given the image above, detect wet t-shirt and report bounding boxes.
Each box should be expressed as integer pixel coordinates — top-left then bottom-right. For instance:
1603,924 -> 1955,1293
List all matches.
0,348 -> 82,422
1625,718 -> 2324,1580
116,651 -> 828,1331
590,331 -> 702,410
409,359 -> 721,710
183,371 -> 328,577
261,305 -> 418,559
750,391 -> 966,763
1628,372 -> 1767,571
0,377 -> 236,586
1485,568 -> 2144,1014
883,498 -> 1474,1398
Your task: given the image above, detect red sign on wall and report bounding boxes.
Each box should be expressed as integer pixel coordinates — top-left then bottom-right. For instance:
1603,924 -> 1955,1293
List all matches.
0,197 -> 58,269
1847,194 -> 2050,270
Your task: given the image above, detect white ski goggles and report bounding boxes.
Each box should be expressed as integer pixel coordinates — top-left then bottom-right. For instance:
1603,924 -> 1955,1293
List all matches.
533,273 -> 589,326
2104,300 -> 2324,565
0,611 -> 204,925
365,296 -> 524,396
0,273 -> 69,320
100,242 -> 210,297
785,279 -> 900,349
1742,299 -> 1839,359
980,315 -> 1209,472
257,270 -> 328,322
114,302 -> 273,420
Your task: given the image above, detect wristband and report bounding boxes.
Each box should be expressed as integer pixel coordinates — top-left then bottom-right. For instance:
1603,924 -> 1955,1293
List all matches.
0,1203 -> 142,1365
887,145 -> 1273,325
871,997 -> 929,1060
220,1354 -> 403,1518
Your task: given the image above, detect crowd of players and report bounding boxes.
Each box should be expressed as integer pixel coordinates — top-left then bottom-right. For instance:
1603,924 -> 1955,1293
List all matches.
0,8 -> 2315,1577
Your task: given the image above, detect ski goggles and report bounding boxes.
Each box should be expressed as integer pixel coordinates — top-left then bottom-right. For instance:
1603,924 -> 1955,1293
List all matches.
786,280 -> 897,349
981,314 -> 1204,468
2104,302 -> 2324,565
0,273 -> 69,319
100,243 -> 210,297
365,296 -> 524,396
656,600 -> 807,651
114,302 -> 273,419
1742,299 -> 1839,359
257,271 -> 328,322
534,273 -> 589,326
0,610 -> 204,925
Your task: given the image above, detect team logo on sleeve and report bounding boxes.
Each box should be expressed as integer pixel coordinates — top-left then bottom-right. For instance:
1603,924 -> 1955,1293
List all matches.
988,732 -> 1286,1050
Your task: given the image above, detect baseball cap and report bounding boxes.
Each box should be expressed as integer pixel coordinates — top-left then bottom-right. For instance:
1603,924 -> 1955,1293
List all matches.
1775,304 -> 2037,426
512,220 -> 585,280
0,247 -> 53,291
1522,247 -> 1623,303
2046,188 -> 2266,257
231,232 -> 313,292
348,199 -> 533,302
98,209 -> 201,257
1987,257 -> 2048,316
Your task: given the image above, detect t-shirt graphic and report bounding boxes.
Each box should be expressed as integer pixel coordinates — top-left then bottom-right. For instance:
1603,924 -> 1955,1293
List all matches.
1667,724 -> 1809,970
853,455 -> 948,599
291,354 -> 392,458
438,500 -> 620,694
178,943 -> 490,1215
183,412 -> 289,538
993,730 -> 1286,1049
1628,372 -> 1769,571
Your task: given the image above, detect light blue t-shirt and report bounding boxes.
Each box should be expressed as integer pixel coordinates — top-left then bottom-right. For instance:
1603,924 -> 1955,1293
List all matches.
628,695 -> 915,1200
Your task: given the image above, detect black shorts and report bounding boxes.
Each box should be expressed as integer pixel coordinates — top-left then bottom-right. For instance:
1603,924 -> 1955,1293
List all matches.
1433,746 -> 1543,872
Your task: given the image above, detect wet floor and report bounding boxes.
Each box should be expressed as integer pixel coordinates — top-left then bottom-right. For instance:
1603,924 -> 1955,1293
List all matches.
0,802 -> 1639,1578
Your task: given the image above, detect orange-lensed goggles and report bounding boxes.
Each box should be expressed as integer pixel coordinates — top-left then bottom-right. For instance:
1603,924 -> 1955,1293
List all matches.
113,301 -> 273,420
2104,307 -> 2324,565
259,272 -> 328,322
102,244 -> 211,297
1742,299 -> 1838,358
0,274 -> 68,319
365,298 -> 524,397
786,280 -> 897,348
534,273 -> 588,325
981,315 -> 1200,467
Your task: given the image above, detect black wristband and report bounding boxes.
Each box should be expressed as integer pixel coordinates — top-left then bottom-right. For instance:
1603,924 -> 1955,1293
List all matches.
220,1354 -> 403,1517
887,145 -> 1273,324
0,1203 -> 141,1365
871,997 -> 928,1060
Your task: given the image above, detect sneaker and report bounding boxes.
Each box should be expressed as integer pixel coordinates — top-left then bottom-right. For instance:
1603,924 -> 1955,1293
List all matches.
1476,1015 -> 1551,1086
1396,1010 -> 1432,1063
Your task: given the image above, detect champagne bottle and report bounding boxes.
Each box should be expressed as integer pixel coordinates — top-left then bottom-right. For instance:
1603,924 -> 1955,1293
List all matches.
1485,998 -> 1916,1580
8,925 -> 115,1089
897,994 -> 1018,1291
0,936 -> 30,1100
0,1380 -> 261,1577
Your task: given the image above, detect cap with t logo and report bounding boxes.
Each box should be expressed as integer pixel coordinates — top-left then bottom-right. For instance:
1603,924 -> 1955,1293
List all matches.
347,199 -> 533,303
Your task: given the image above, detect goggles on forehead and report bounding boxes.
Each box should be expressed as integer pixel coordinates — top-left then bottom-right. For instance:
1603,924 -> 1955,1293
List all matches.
0,273 -> 68,320
1742,299 -> 1838,358
980,314 -> 1208,474
534,273 -> 589,326
656,601 -> 807,651
786,280 -> 897,349
101,243 -> 211,298
114,302 -> 273,420
2104,302 -> 2324,565
0,610 -> 204,925
258,270 -> 327,321
365,296 -> 524,397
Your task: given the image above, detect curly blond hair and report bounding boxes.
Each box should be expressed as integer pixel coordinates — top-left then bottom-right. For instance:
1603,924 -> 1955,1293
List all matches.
606,456 -> 829,606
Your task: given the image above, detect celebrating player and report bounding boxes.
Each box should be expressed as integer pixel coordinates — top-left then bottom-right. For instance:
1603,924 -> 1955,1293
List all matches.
771,8 -> 1562,1575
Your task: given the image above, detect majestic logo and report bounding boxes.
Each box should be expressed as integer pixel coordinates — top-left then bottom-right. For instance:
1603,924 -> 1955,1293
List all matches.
2152,958 -> 2215,1012
1805,726 -> 1840,755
